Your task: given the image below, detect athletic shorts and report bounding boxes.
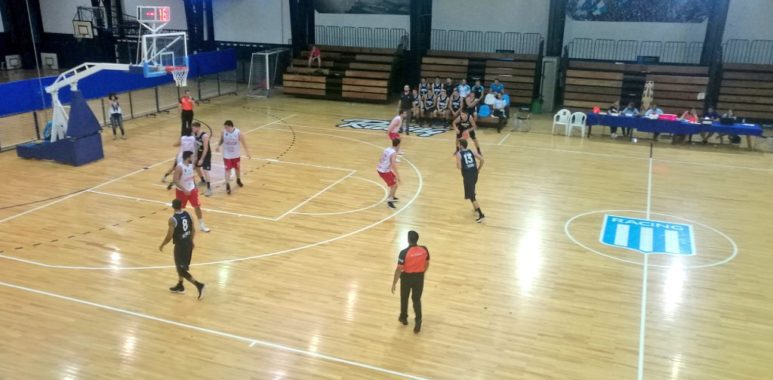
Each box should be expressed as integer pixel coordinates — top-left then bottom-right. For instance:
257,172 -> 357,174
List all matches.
465,106 -> 476,115
456,128 -> 477,140
389,132 -> 400,140
462,171 -> 478,201
175,188 -> 201,208
173,241 -> 193,271
196,152 -> 212,171
378,170 -> 397,187
424,107 -> 436,113
224,157 -> 241,171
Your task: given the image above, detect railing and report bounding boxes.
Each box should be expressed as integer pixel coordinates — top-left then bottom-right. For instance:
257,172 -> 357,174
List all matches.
723,39 -> 773,64
566,38 -> 703,64
315,25 -> 408,49
431,30 -> 543,55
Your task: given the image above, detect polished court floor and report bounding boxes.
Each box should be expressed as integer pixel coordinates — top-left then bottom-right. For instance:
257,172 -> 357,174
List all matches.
0,92 -> 772,379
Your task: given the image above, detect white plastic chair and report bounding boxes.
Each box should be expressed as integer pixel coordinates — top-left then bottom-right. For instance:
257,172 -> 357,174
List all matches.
566,112 -> 587,137
551,109 -> 571,135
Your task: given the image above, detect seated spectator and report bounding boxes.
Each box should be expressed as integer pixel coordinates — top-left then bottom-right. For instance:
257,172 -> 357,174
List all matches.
719,109 -> 740,144
411,88 -> 421,123
622,102 -> 640,116
680,108 -> 699,123
607,100 -> 622,138
308,44 -> 321,68
449,88 -> 463,122
703,106 -> 720,120
491,93 -> 508,133
420,90 -> 437,126
436,88 -> 451,127
722,109 -> 737,120
489,79 -> 505,94
644,103 -> 664,119
457,79 -> 471,98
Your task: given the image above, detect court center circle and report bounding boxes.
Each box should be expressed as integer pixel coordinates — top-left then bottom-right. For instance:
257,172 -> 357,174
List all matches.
564,209 -> 738,269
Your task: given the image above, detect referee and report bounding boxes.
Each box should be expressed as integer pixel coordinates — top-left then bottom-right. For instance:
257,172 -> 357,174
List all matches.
398,84 -> 414,135
159,199 -> 206,300
456,139 -> 486,222
179,90 -> 196,136
391,230 -> 430,333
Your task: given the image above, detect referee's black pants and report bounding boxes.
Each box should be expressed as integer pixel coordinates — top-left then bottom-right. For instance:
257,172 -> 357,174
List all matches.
181,110 -> 194,136
400,272 -> 424,321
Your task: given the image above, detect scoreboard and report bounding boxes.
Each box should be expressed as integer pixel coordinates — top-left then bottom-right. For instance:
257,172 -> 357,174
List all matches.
137,6 -> 170,23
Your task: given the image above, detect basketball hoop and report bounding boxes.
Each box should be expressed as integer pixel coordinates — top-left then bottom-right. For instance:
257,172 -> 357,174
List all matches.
167,65 -> 188,87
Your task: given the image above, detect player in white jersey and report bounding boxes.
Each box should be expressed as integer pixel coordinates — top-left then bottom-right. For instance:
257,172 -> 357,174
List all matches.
162,129 -> 197,185
377,138 -> 401,209
173,151 -> 210,232
387,111 -> 406,141
216,120 -> 251,195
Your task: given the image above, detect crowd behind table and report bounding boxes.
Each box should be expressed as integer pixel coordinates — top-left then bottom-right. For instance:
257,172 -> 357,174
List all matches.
588,101 -> 761,146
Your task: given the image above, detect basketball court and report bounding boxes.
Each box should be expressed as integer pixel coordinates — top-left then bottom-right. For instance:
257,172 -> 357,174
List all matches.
1,3 -> 773,380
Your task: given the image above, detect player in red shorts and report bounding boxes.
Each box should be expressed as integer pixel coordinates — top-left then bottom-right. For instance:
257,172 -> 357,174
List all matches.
387,110 -> 407,141
377,138 -> 401,209
216,120 -> 252,195
173,151 -> 210,232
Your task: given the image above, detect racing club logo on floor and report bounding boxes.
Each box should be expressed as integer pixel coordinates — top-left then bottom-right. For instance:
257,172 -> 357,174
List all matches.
336,119 -> 448,137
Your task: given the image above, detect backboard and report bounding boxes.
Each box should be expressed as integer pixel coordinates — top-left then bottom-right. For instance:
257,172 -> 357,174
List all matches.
136,6 -> 189,86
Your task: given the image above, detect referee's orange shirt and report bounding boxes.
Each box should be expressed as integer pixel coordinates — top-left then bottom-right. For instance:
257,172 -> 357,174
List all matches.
180,96 -> 194,111
398,245 -> 430,273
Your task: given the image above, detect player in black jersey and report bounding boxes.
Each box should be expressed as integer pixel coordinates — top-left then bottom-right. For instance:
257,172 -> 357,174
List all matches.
432,77 -> 443,96
436,89 -> 450,127
442,77 -> 455,95
159,199 -> 206,299
192,122 -> 213,197
452,109 -> 482,154
463,92 -> 480,121
420,91 -> 437,126
418,78 -> 429,97
456,139 -> 486,223
449,88 -> 463,123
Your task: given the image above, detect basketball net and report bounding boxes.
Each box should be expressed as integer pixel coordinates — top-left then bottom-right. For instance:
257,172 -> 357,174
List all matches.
169,66 -> 188,87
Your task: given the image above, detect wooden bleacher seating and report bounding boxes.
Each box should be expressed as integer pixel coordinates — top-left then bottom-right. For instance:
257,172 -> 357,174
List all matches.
420,50 -> 540,106
563,61 -> 708,114
718,64 -> 773,120
282,45 -> 399,102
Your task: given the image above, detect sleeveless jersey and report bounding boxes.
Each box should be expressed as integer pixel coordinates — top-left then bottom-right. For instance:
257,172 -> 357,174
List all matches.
432,83 -> 442,96
419,83 -> 429,96
110,100 -> 122,115
472,85 -> 484,99
377,147 -> 397,173
172,211 -> 193,244
180,135 -> 196,154
412,96 -> 420,107
222,128 -> 241,159
459,149 -> 477,173
195,131 -> 211,157
459,113 -> 472,130
177,162 -> 196,192
437,95 -> 449,110
424,94 -> 435,108
451,96 -> 462,111
388,115 -> 402,133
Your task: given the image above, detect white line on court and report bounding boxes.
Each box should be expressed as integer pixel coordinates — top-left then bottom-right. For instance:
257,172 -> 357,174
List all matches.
0,115 -> 296,225
87,190 -> 278,221
0,280 -> 427,380
637,147 -> 654,380
497,132 -> 511,145
292,176 -> 389,216
274,170 -> 356,220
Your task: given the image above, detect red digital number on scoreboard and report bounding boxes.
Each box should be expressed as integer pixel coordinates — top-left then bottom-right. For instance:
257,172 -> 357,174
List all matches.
159,7 -> 170,22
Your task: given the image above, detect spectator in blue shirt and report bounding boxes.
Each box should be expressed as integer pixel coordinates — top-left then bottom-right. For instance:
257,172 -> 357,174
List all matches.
622,102 -> 639,116
457,79 -> 471,98
644,103 -> 664,118
489,79 -> 504,94
703,106 -> 720,120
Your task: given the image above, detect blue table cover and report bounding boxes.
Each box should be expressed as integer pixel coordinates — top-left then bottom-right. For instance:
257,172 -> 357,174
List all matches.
586,113 -> 763,136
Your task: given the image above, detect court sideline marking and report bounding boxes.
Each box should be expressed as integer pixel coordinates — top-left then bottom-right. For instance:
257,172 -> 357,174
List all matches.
0,280 -> 427,380
637,143 -> 654,380
0,115 -> 296,225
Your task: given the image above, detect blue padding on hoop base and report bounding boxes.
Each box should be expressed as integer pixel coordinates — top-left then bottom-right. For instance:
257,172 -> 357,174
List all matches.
68,91 -> 102,138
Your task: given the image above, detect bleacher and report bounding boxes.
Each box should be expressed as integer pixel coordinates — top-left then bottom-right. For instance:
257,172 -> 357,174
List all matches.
421,50 -> 539,106
282,45 -> 399,102
718,64 -> 773,120
563,61 -> 708,114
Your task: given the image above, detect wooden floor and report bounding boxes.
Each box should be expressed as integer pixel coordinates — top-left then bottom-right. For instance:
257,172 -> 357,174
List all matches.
1,92 -> 772,379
